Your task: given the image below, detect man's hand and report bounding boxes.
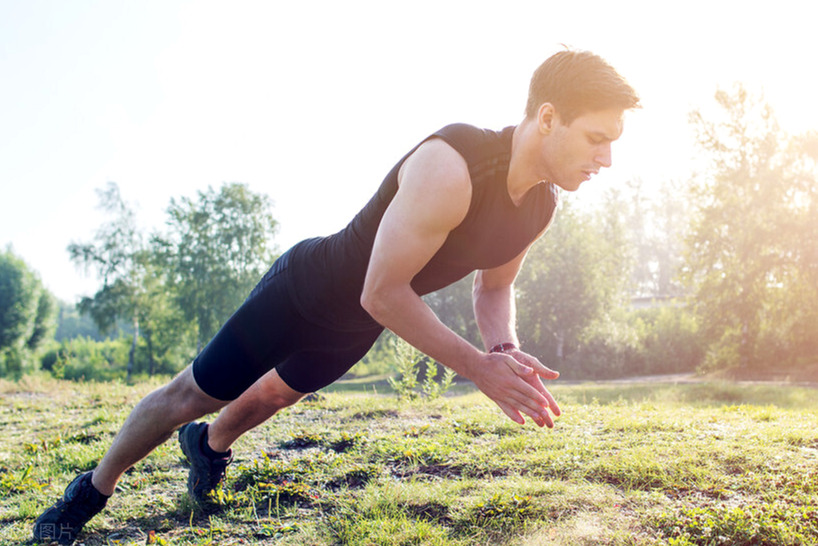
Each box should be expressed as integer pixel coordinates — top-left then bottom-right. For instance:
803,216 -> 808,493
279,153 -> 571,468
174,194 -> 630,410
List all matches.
470,350 -> 561,428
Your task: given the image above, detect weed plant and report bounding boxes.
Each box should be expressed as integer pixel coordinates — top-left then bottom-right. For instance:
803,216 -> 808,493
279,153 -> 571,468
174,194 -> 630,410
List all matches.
1,376 -> 817,544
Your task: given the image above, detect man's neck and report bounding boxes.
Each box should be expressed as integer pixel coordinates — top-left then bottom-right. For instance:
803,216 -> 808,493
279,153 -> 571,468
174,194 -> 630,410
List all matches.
508,119 -> 549,206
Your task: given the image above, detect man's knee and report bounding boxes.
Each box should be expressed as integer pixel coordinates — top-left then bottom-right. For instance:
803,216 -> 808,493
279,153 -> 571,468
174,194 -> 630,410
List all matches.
157,366 -> 226,419
255,369 -> 306,410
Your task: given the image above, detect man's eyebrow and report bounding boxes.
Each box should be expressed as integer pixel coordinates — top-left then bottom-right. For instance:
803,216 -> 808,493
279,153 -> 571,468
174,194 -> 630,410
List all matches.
588,131 -> 616,142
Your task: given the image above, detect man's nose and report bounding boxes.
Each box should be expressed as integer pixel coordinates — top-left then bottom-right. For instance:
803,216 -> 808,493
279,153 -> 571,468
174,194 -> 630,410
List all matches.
596,143 -> 612,168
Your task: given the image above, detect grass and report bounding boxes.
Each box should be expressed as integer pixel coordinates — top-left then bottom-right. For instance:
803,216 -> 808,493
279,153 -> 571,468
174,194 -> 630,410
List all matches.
1,374 -> 817,545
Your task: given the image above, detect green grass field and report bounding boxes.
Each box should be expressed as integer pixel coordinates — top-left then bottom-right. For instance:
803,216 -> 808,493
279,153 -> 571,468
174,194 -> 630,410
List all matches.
1,375 -> 817,545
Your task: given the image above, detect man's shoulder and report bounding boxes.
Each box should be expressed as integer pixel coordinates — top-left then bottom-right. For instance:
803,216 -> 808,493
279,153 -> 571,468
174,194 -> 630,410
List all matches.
434,123 -> 498,141
431,124 -> 514,168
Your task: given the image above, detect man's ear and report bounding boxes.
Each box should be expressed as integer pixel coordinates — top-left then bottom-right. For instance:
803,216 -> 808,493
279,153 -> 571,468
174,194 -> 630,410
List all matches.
537,103 -> 557,134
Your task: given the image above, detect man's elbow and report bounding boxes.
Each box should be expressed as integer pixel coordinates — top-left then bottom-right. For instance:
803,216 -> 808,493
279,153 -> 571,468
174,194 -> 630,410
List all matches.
472,271 -> 506,297
473,272 -> 514,302
360,284 -> 388,321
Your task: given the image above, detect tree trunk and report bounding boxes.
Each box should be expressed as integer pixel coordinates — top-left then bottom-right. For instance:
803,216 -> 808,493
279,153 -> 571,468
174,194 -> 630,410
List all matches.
146,330 -> 156,377
127,316 -> 139,381
739,321 -> 750,369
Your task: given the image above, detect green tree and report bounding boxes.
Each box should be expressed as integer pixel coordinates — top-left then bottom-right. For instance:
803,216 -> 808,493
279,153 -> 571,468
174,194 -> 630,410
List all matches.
135,267 -> 195,376
26,289 -> 56,350
54,300 -> 107,341
423,273 -> 481,347
155,182 -> 279,350
516,200 -> 631,368
0,248 -> 56,376
68,182 -> 159,380
613,178 -> 690,299
0,250 -> 38,352
684,85 -> 818,371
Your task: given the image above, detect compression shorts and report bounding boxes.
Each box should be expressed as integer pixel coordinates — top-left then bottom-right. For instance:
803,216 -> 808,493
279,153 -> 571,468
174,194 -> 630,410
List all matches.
192,253 -> 384,400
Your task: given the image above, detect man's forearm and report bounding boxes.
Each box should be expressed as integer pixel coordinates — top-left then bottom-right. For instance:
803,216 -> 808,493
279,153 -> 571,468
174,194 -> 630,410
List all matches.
362,284 -> 484,379
473,279 -> 518,351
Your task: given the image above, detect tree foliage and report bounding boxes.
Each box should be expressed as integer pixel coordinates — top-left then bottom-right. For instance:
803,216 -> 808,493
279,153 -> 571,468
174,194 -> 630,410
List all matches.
63,181 -> 278,379
516,200 -> 631,366
67,182 -> 154,379
154,182 -> 279,349
614,178 -> 690,299
684,85 -> 818,371
423,273 -> 480,347
0,248 -> 56,376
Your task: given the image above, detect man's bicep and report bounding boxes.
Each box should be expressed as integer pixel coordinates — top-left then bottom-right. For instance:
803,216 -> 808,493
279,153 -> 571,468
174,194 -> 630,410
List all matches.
365,141 -> 472,288
367,195 -> 451,286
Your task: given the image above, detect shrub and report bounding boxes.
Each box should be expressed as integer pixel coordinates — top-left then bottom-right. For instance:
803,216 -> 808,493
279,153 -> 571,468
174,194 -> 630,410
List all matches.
388,339 -> 455,401
40,336 -> 130,381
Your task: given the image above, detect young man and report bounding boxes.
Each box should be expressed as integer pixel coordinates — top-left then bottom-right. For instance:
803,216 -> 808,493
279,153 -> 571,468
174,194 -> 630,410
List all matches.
34,49 -> 639,544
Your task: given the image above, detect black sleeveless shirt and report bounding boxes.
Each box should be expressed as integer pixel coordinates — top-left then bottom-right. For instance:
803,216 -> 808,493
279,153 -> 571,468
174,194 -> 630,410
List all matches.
282,123 -> 559,331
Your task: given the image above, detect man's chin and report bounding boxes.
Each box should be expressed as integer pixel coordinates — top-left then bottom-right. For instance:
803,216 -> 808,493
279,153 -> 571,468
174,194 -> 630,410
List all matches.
553,179 -> 583,192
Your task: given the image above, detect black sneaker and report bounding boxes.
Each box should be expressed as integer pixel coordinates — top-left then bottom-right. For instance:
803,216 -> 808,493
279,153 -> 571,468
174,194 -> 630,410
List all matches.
33,471 -> 108,545
178,421 -> 232,504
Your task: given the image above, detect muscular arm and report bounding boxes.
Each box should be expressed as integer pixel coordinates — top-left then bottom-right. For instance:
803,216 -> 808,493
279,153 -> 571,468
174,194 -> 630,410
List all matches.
361,139 -> 555,426
473,254 -> 525,352
361,138 -> 481,374
473,241 -> 562,426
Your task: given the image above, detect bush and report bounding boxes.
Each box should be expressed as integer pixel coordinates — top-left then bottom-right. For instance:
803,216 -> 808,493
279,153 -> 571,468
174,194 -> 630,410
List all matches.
0,345 -> 33,379
557,303 -> 704,380
561,309 -> 643,379
388,339 -> 455,401
40,336 -> 131,381
640,305 -> 704,374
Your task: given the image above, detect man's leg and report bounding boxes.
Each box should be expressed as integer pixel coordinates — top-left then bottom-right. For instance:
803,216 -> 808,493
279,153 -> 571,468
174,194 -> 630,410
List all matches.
92,365 -> 227,495
204,368 -> 306,453
34,365 -> 228,544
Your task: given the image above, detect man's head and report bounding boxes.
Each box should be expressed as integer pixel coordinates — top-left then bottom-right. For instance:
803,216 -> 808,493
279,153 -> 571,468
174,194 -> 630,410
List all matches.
526,50 -> 640,125
523,50 -> 639,192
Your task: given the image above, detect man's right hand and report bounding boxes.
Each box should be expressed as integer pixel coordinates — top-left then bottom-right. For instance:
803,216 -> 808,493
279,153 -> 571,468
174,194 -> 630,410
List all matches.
469,352 -> 561,428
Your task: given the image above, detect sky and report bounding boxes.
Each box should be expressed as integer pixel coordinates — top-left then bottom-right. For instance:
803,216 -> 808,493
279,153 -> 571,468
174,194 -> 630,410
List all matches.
2,0 -> 817,302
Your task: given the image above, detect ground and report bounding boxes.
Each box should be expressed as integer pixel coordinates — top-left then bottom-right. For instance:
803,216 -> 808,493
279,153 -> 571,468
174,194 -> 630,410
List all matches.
1,374 -> 817,545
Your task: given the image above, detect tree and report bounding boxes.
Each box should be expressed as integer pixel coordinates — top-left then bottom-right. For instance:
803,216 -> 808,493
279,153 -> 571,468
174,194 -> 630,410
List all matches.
516,200 -> 631,367
155,182 -> 279,350
423,273 -> 481,347
684,85 -> 818,371
68,182 -> 156,380
612,178 -> 690,299
27,289 -> 56,350
0,248 -> 56,376
54,300 -> 108,342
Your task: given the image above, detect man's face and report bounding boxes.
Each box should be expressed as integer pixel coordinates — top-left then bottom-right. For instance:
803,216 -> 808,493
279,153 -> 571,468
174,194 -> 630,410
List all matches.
542,108 -> 625,192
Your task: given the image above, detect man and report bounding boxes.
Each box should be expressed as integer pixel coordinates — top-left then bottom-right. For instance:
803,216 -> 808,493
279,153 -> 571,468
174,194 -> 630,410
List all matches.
34,49 -> 639,544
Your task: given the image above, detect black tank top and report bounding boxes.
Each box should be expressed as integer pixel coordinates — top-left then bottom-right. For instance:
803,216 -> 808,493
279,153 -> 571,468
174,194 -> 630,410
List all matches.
282,123 -> 559,330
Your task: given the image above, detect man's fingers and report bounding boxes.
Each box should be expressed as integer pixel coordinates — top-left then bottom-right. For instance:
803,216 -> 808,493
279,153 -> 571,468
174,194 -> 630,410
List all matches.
543,389 -> 562,417
520,374 -> 562,417
521,354 -> 560,380
537,366 -> 560,380
485,353 -> 561,427
508,351 -> 560,380
503,395 -> 554,428
499,400 -> 549,428
497,401 -> 525,425
499,354 -> 533,376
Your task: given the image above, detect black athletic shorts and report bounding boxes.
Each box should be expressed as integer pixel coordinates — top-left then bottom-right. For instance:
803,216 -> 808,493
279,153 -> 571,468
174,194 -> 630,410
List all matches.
192,255 -> 384,400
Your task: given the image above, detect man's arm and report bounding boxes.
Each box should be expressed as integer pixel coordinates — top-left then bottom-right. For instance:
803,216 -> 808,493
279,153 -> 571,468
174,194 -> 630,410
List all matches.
361,138 -> 553,427
473,247 -> 562,427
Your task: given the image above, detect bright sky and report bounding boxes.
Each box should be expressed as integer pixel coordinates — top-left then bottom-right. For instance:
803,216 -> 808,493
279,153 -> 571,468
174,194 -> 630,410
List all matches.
2,0 -> 816,302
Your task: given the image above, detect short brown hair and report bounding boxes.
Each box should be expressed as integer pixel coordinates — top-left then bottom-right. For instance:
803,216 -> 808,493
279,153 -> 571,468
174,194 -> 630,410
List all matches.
526,50 -> 640,124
